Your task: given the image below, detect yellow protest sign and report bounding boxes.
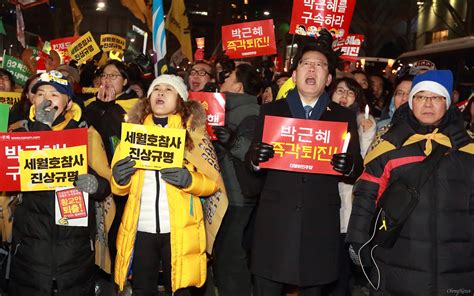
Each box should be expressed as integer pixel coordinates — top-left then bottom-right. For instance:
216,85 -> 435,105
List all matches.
68,31 -> 101,64
82,87 -> 99,94
120,123 -> 186,170
19,145 -> 88,191
100,34 -> 126,53
0,92 -> 21,107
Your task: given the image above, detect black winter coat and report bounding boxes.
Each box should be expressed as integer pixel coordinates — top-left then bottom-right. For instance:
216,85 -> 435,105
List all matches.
249,90 -> 363,286
9,116 -> 111,295
346,105 -> 474,295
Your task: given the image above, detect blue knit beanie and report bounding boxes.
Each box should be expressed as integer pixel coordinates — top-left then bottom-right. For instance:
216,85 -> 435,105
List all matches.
408,70 -> 453,110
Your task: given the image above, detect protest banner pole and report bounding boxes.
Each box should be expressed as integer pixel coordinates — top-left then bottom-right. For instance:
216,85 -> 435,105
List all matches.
288,33 -> 296,66
143,32 -> 148,55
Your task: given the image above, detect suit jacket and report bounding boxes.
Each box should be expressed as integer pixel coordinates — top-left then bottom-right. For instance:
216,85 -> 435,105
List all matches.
250,90 -> 363,286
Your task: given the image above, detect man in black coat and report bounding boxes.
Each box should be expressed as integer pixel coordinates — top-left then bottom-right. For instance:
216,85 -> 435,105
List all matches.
246,30 -> 363,295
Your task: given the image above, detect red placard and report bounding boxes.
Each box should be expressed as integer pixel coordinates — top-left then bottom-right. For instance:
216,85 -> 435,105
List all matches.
260,116 -> 348,175
56,188 -> 88,219
289,0 -> 356,39
188,92 -> 226,140
333,34 -> 364,62
0,128 -> 88,191
50,36 -> 80,64
222,19 -> 277,59
9,0 -> 48,9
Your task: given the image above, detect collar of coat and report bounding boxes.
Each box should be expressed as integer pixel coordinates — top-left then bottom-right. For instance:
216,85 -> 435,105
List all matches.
286,88 -> 331,120
365,105 -> 474,165
29,102 -> 82,131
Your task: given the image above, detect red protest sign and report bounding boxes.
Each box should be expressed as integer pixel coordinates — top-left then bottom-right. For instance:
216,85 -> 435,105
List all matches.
333,34 -> 364,62
0,128 -> 88,191
188,92 -> 226,140
50,36 -> 80,64
260,116 -> 348,175
290,0 -> 356,39
222,19 -> 277,59
56,188 -> 88,219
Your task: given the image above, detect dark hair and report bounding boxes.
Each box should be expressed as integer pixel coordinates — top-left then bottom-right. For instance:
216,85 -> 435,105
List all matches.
100,60 -> 130,89
234,63 -> 263,96
394,74 -> 414,89
0,68 -> 15,89
462,98 -> 473,126
351,69 -> 368,79
274,72 -> 291,82
330,77 -> 367,112
292,29 -> 340,77
192,61 -> 216,79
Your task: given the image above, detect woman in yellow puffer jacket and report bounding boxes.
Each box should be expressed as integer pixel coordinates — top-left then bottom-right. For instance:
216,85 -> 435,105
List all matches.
111,74 -> 218,296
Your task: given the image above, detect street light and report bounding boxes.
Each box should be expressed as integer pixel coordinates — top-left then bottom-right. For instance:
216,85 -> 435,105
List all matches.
263,11 -> 270,16
97,2 -> 105,11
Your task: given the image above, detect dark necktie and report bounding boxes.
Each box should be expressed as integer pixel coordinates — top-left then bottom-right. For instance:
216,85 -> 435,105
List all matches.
304,105 -> 313,119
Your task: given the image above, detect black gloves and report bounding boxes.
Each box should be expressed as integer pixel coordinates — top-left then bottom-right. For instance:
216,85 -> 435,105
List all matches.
135,53 -> 153,75
74,174 -> 98,194
331,153 -> 354,175
36,100 -> 57,126
112,156 -> 137,186
161,167 -> 192,188
212,126 -> 236,149
248,142 -> 274,166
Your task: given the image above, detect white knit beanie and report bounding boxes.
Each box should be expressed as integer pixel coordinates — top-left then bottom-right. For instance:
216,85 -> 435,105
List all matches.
147,74 -> 189,101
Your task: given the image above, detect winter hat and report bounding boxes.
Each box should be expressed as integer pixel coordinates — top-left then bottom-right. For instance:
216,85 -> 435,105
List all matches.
31,70 -> 75,100
147,74 -> 189,101
408,70 -> 453,110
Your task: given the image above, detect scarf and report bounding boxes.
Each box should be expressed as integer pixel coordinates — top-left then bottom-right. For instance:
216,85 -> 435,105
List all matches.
286,88 -> 331,120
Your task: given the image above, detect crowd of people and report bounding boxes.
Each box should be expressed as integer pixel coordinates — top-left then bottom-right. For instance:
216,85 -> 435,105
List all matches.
0,28 -> 473,296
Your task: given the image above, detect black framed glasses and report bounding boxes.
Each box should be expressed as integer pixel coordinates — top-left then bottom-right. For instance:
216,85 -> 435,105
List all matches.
189,69 -> 211,77
100,73 -> 123,80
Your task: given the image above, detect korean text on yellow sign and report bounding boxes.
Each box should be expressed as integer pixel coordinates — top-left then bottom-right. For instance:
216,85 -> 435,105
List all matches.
100,34 -> 126,53
68,31 -> 101,64
120,123 -> 186,170
19,145 -> 88,191
0,92 -> 21,107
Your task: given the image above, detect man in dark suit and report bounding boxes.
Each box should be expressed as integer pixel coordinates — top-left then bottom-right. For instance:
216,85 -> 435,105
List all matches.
247,30 -> 364,296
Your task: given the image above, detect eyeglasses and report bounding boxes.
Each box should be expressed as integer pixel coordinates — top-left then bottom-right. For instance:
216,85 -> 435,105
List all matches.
335,87 -> 355,98
189,69 -> 210,77
413,95 -> 446,104
394,90 -> 409,98
298,59 -> 328,69
100,73 -> 123,80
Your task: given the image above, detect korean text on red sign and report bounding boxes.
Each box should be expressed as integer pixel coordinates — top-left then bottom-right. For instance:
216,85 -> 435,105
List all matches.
50,36 -> 80,64
188,92 -> 226,140
290,0 -> 356,38
0,128 -> 88,191
222,19 -> 277,59
259,116 -> 348,175
332,34 -> 364,62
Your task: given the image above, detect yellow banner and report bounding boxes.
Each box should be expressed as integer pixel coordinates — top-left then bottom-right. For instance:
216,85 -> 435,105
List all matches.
0,92 -> 21,106
19,145 -> 88,191
68,31 -> 101,64
82,87 -> 99,94
120,123 -> 186,170
166,0 -> 193,62
100,34 -> 126,53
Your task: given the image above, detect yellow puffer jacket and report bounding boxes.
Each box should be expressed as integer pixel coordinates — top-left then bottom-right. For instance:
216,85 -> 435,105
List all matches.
112,113 -> 218,292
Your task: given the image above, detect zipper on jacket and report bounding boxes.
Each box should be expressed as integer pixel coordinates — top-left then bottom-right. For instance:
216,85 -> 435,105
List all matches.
431,171 -> 438,295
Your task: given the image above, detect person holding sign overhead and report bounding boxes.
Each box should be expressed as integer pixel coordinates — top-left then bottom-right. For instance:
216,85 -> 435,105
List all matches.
8,70 -> 111,296
246,29 -> 363,295
110,74 -> 219,296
